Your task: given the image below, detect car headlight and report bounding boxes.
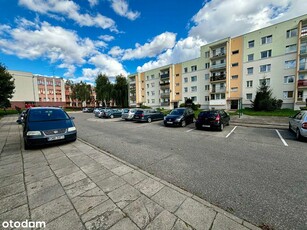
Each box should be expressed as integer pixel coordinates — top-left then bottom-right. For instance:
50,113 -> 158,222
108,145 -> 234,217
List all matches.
67,127 -> 76,132
175,116 -> 183,122
27,131 -> 41,136
164,116 -> 166,120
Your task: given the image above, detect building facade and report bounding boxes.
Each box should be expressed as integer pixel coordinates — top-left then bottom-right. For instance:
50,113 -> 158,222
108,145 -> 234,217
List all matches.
128,14 -> 307,110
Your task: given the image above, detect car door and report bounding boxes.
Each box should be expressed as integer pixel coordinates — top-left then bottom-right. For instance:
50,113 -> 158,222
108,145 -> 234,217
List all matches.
292,112 -> 303,130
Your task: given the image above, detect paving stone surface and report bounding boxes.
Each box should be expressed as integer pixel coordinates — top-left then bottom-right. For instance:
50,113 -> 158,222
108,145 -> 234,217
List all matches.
0,116 -> 261,230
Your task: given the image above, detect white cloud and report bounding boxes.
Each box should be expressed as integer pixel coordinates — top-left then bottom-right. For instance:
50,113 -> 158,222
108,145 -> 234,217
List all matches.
108,46 -> 124,57
89,54 -> 128,77
137,36 -> 205,72
18,0 -> 117,32
99,35 -> 115,42
188,0 -> 307,43
122,32 -> 177,60
110,0 -> 140,20
88,0 -> 99,8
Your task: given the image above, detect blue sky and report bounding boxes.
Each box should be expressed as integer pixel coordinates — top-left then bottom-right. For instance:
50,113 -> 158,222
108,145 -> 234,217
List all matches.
0,0 -> 306,84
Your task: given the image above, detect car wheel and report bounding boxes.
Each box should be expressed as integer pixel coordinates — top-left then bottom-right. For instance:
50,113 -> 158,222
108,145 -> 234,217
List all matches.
181,120 -> 186,127
296,129 -> 302,141
110,115 -> 114,119
195,124 -> 201,130
218,123 -> 224,131
147,117 -> 152,123
288,123 -> 292,131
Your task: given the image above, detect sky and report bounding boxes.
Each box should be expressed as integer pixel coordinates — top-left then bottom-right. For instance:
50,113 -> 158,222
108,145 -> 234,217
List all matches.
0,0 -> 307,84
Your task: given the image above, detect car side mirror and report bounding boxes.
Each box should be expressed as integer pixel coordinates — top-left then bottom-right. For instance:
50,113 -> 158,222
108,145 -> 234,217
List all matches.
70,116 -> 75,120
16,119 -> 22,124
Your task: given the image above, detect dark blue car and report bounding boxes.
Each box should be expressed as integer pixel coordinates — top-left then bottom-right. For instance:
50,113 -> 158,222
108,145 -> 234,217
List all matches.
21,107 -> 77,149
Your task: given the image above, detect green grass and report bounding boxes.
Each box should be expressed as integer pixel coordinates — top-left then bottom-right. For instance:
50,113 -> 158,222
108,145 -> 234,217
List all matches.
233,108 -> 298,117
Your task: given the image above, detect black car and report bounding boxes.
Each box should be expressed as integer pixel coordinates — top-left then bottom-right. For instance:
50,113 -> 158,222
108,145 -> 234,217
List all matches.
133,109 -> 164,123
195,110 -> 230,131
22,107 -> 77,149
164,107 -> 195,127
16,110 -> 27,124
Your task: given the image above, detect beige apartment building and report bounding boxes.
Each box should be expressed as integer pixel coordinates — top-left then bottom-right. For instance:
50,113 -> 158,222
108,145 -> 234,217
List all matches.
128,14 -> 307,110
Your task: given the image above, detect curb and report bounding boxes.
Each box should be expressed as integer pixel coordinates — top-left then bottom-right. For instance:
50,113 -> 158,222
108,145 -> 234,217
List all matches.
231,122 -> 288,130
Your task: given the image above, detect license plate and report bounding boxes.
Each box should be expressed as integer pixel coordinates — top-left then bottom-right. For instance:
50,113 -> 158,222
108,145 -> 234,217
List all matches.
48,135 -> 65,141
167,121 -> 173,124
202,125 -> 210,128
135,116 -> 139,119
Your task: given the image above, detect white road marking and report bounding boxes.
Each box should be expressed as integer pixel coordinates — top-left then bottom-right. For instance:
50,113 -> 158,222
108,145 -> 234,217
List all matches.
275,130 -> 288,147
226,126 -> 237,138
186,129 -> 194,132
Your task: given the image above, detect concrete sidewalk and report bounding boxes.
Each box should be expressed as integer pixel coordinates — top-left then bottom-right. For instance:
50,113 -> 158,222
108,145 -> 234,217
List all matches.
0,116 -> 260,230
230,114 -> 289,129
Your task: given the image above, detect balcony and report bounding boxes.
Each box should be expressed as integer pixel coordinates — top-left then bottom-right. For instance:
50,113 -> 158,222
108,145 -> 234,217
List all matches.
210,75 -> 226,82
298,79 -> 307,88
210,63 -> 226,71
160,80 -> 170,86
161,102 -> 170,107
210,52 -> 226,60
160,92 -> 170,98
160,73 -> 170,79
299,63 -> 307,72
210,87 -> 226,93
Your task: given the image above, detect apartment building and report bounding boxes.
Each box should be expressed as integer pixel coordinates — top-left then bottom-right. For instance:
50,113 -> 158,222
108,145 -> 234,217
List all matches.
128,14 -> 307,110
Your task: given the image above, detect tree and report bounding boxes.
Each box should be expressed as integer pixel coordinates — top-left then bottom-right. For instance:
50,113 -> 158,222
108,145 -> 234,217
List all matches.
0,63 -> 15,109
68,81 -> 91,107
251,78 -> 282,111
113,75 -> 128,108
95,74 -> 113,107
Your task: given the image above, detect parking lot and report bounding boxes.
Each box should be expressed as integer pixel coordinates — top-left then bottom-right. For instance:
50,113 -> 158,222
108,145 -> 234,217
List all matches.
73,112 -> 307,230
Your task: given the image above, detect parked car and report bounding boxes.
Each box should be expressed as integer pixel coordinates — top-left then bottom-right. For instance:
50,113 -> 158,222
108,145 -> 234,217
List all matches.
122,108 -> 136,121
95,108 -> 109,118
103,109 -> 122,118
82,107 -> 93,113
22,107 -> 77,150
195,110 -> 230,131
133,109 -> 164,123
289,110 -> 307,140
164,107 -> 195,127
16,110 -> 27,124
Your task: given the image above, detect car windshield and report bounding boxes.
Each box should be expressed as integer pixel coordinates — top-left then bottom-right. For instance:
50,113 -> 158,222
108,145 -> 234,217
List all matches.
135,110 -> 144,115
123,109 -> 129,113
170,109 -> 184,115
29,109 -> 69,122
199,111 -> 218,117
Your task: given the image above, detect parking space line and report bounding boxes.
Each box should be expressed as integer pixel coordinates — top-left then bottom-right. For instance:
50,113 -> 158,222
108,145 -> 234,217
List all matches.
186,129 -> 194,132
226,126 -> 237,138
275,130 -> 288,147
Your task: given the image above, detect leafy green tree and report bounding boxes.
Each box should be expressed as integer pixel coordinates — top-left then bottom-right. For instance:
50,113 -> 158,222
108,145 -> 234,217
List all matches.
0,63 -> 15,109
251,78 -> 282,111
113,74 -> 128,108
95,74 -> 113,107
69,81 -> 91,107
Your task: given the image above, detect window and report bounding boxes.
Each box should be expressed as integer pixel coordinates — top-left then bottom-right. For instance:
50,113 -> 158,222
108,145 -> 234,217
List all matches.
247,67 -> 254,75
151,75 -> 154,79
261,35 -> 272,44
184,77 -> 188,83
184,87 -> 188,93
205,74 -> 209,80
146,76 -> 149,80
191,76 -> 197,82
191,86 -> 197,92
147,99 -> 150,103
151,91 -> 155,96
285,60 -> 296,69
205,96 -> 209,101
246,93 -> 253,100
283,91 -> 293,99
175,83 -> 180,86
176,92 -> 180,95
220,83 -> 225,89
260,64 -> 271,72
261,50 -> 272,59
205,85 -> 210,90
184,67 -> 188,73
205,51 -> 210,58
191,96 -> 197,102
176,73 -> 180,77
232,62 -> 239,67
191,65 -> 197,71
285,44 -> 297,53
205,63 -> 210,69
286,28 -> 297,38
232,50 -> 239,55
231,87 -> 238,92
151,99 -> 155,103
248,54 -> 254,61
231,75 -> 238,79
248,40 -> 254,48
151,82 -> 155,87
147,92 -> 149,96
259,78 -> 270,86
146,84 -> 149,88
284,75 -> 294,84
246,80 -> 253,87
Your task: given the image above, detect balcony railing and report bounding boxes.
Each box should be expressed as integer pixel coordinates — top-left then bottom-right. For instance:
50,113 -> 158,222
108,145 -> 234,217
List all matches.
210,63 -> 226,71
160,81 -> 170,86
211,87 -> 226,93
161,102 -> 170,106
160,92 -> 170,98
210,52 -> 226,60
298,79 -> 307,87
160,73 -> 170,79
299,63 -> 307,71
210,75 -> 226,82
